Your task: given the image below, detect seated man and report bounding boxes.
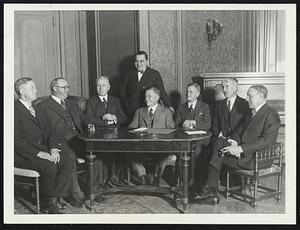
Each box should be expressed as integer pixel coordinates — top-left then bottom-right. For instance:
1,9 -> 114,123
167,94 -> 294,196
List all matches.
84,76 -> 127,185
129,87 -> 175,185
174,83 -> 211,189
37,77 -> 106,205
14,77 -> 75,214
193,84 -> 281,205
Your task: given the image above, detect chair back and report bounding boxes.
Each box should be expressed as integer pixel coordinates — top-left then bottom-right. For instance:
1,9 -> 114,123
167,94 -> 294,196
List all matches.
254,142 -> 283,170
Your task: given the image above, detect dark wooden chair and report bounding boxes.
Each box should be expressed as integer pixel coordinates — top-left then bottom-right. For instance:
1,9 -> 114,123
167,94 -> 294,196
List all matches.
14,168 -> 41,214
225,142 -> 283,209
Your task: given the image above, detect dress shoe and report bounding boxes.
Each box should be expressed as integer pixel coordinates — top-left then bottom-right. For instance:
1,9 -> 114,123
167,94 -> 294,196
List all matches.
193,195 -> 220,205
56,199 -> 67,210
65,194 -> 84,208
94,195 -> 108,203
192,184 -> 218,200
42,197 -> 61,214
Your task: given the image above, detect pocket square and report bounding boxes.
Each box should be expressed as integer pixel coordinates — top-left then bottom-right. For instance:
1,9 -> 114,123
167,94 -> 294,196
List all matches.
198,112 -> 203,116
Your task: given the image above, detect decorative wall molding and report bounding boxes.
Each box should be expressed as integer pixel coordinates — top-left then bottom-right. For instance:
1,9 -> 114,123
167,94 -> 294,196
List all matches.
137,11 -> 150,58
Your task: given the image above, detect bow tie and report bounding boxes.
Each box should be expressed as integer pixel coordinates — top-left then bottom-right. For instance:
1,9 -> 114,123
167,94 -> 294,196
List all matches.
137,70 -> 144,74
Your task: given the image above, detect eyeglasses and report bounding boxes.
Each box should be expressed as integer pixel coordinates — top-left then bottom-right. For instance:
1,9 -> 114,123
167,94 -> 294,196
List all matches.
55,85 -> 70,90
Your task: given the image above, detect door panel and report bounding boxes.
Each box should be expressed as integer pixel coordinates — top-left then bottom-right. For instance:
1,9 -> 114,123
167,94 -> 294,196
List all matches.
15,11 -> 60,97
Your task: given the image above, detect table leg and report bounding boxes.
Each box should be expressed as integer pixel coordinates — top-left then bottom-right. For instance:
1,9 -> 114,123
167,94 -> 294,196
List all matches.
87,152 -> 96,212
180,152 -> 190,213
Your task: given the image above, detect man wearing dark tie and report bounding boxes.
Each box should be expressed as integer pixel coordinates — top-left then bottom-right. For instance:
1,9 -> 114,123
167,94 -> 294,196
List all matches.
129,87 -> 175,184
37,77 -> 107,206
85,76 -> 127,127
193,85 -> 281,205
174,83 -> 211,189
206,78 -> 251,188
121,51 -> 171,123
14,77 -> 75,214
84,76 -> 127,185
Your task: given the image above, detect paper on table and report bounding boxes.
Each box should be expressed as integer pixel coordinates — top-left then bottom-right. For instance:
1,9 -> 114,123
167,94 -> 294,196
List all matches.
129,127 -> 148,133
184,130 -> 207,135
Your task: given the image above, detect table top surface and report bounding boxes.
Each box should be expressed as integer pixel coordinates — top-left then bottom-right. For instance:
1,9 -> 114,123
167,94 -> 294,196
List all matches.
78,127 -> 211,142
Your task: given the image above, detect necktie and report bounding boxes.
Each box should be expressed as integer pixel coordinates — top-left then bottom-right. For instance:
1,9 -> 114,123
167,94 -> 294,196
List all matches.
28,105 -> 36,117
189,104 -> 194,113
149,108 -> 154,128
102,98 -> 107,111
61,100 -> 66,110
227,99 -> 231,111
252,109 -> 256,117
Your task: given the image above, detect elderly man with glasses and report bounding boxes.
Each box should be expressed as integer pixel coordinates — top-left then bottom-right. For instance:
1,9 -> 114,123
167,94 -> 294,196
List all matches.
37,77 -> 108,207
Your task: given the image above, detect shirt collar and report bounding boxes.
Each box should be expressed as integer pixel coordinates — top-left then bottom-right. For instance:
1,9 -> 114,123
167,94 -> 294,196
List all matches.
188,100 -> 197,109
51,95 -> 63,104
19,98 -> 31,110
148,103 -> 158,113
254,102 -> 266,113
98,94 -> 108,102
227,94 -> 237,104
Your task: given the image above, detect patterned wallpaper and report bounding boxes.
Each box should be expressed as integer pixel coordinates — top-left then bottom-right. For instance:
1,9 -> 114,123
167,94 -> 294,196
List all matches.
183,11 -> 241,90
147,10 -> 241,100
148,11 -> 176,95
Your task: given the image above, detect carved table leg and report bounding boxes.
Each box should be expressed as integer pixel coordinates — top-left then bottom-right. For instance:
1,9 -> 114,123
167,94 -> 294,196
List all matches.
180,152 -> 190,213
87,152 -> 96,212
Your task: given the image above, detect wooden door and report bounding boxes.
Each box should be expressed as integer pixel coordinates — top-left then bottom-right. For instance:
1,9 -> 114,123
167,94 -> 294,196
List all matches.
14,11 -> 60,97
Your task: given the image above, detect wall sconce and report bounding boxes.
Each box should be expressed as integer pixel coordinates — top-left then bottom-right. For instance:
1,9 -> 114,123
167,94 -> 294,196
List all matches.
206,19 -> 223,48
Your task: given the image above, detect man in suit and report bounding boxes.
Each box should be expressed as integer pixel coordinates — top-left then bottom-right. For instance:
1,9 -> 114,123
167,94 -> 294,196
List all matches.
122,51 -> 171,122
193,84 -> 281,205
207,78 -> 251,188
84,76 -> 127,185
14,77 -> 75,214
174,83 -> 211,189
129,87 -> 175,185
37,77 -> 107,205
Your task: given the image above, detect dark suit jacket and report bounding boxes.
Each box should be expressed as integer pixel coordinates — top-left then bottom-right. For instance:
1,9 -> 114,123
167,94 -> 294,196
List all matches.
211,95 -> 250,140
129,104 -> 175,129
237,103 -> 281,169
36,96 -> 84,140
84,95 -> 127,126
122,67 -> 171,115
14,100 -> 61,163
174,100 -> 211,131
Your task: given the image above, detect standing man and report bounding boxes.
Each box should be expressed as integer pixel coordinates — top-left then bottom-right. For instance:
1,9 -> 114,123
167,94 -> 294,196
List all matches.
129,87 -> 175,185
14,77 -> 75,214
37,77 -> 107,205
174,83 -> 211,189
84,76 -> 127,185
122,51 -> 171,122
193,85 -> 281,205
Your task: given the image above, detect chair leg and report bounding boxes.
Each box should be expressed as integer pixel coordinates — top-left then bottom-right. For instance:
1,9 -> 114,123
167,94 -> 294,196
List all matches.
35,177 -> 40,214
226,170 -> 230,199
253,178 -> 258,209
277,173 -> 282,202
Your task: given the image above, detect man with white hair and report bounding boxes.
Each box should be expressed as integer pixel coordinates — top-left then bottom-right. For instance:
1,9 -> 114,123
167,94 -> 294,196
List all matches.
14,77 -> 74,214
193,84 -> 281,205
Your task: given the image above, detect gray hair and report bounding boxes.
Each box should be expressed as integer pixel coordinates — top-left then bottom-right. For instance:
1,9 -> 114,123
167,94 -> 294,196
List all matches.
50,77 -> 65,93
250,84 -> 268,99
147,87 -> 160,97
14,77 -> 33,96
96,76 -> 110,85
187,83 -> 201,93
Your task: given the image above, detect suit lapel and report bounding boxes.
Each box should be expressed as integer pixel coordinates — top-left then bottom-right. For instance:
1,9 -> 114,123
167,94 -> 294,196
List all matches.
141,107 -> 150,127
16,100 -> 39,125
47,97 -> 68,120
243,103 -> 268,134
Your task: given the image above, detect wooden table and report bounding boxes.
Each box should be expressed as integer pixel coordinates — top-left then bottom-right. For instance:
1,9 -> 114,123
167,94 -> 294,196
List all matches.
78,127 -> 210,213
